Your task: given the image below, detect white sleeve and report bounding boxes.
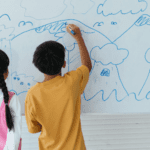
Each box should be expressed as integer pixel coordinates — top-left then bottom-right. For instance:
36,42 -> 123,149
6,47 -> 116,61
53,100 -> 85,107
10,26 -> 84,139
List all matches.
9,94 -> 22,150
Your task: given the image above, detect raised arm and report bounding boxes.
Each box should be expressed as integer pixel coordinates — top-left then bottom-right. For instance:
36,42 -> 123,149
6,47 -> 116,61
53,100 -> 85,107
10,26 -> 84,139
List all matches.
66,24 -> 92,72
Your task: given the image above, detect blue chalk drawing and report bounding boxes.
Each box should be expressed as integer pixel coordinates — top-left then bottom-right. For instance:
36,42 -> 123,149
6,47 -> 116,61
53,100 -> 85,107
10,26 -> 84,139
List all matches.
138,48 -> 150,99
20,0 -> 67,20
113,14 -> 150,100
113,14 -> 150,43
135,14 -> 150,27
146,91 -> 150,99
100,68 -> 110,77
9,19 -> 131,102
111,21 -> 117,25
5,10 -> 150,102
91,43 -> 129,66
71,0 -> 95,14
85,44 -> 129,101
18,21 -> 33,27
145,48 -> 150,63
0,14 -> 11,21
97,0 -> 148,16
93,22 -> 104,27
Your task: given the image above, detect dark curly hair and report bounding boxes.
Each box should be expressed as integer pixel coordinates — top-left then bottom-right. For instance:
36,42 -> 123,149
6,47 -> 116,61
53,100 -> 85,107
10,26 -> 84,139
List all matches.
0,49 -> 15,132
33,41 -> 65,75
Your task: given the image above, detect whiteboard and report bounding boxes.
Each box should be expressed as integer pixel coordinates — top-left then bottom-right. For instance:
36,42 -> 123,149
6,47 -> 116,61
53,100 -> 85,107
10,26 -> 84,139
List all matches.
1,0 -> 150,114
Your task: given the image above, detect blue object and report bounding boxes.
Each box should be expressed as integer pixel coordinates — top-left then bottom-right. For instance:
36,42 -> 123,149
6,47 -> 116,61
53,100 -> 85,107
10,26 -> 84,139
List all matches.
68,27 -> 76,35
100,68 -> 110,77
71,30 -> 75,35
20,82 -> 24,85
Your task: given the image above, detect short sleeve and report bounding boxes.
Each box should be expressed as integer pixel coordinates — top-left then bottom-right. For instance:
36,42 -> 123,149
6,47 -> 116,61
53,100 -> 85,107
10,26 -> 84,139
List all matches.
25,93 -> 42,133
75,65 -> 90,94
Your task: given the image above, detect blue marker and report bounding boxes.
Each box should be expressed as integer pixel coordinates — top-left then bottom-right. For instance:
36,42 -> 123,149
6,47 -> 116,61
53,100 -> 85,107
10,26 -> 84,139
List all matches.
68,26 -> 76,35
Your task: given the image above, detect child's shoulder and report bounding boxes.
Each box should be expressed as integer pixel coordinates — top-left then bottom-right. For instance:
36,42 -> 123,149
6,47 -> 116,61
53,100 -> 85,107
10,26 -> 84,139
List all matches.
27,83 -> 39,94
66,65 -> 88,78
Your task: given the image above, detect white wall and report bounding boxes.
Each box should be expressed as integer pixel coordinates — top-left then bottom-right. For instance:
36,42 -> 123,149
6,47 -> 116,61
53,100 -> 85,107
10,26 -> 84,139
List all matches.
0,0 -> 150,114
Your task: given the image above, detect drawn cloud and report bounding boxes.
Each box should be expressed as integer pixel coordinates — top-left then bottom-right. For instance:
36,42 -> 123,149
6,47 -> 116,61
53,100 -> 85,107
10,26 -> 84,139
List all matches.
145,48 -> 150,63
71,0 -> 95,14
21,0 -> 67,19
97,0 -> 147,16
90,43 -> 129,65
0,25 -> 14,41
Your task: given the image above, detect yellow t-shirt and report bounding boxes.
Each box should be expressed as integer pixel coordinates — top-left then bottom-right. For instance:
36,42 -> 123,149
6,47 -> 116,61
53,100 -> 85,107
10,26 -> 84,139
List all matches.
25,65 -> 89,150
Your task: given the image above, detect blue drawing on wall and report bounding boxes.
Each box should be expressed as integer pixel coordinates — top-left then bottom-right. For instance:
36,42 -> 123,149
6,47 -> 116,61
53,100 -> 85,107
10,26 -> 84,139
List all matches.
8,19 -> 130,102
135,14 -> 150,27
145,48 -> 150,63
71,0 -> 95,14
18,21 -> 33,27
146,91 -> 150,99
1,0 -> 150,113
101,68 -> 110,77
1,3 -> 150,103
138,48 -> 150,99
20,0 -> 67,20
136,14 -> 150,26
112,14 -> 150,101
93,22 -> 104,27
97,0 -> 148,16
0,14 -> 11,21
113,14 -> 150,43
82,43 -> 129,101
111,21 -> 117,25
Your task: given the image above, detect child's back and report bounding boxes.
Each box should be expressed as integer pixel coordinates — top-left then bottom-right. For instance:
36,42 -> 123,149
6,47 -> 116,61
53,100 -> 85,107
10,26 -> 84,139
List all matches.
25,65 -> 89,150
25,24 -> 92,150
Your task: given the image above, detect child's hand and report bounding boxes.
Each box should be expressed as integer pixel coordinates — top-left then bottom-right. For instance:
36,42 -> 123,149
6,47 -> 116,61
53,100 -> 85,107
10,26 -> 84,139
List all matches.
66,24 -> 82,41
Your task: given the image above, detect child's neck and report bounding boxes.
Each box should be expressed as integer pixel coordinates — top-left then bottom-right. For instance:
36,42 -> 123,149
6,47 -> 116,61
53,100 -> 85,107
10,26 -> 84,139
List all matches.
43,72 -> 61,82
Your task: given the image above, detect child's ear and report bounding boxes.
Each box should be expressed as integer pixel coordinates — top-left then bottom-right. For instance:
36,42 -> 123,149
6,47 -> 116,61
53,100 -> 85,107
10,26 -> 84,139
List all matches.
4,69 -> 9,80
63,61 -> 66,68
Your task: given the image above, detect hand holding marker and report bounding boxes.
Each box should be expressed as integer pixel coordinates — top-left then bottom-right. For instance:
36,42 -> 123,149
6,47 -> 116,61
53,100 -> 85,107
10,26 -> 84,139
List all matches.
68,26 -> 76,35
66,24 -> 92,78
66,24 -> 83,41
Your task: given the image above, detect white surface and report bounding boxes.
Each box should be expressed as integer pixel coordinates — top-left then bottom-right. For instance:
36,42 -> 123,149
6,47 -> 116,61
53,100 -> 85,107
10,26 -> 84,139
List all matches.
0,0 -> 149,113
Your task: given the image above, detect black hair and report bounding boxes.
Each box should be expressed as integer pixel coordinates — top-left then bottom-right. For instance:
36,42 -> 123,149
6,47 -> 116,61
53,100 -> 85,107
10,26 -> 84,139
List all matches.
33,40 -> 65,75
0,49 -> 15,132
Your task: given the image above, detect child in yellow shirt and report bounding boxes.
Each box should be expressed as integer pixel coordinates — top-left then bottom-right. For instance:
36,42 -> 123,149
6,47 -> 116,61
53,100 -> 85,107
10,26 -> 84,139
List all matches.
25,24 -> 92,150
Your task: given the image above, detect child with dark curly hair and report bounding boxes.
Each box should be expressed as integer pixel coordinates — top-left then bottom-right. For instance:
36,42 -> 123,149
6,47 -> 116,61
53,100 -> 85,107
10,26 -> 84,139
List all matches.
25,24 -> 92,150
